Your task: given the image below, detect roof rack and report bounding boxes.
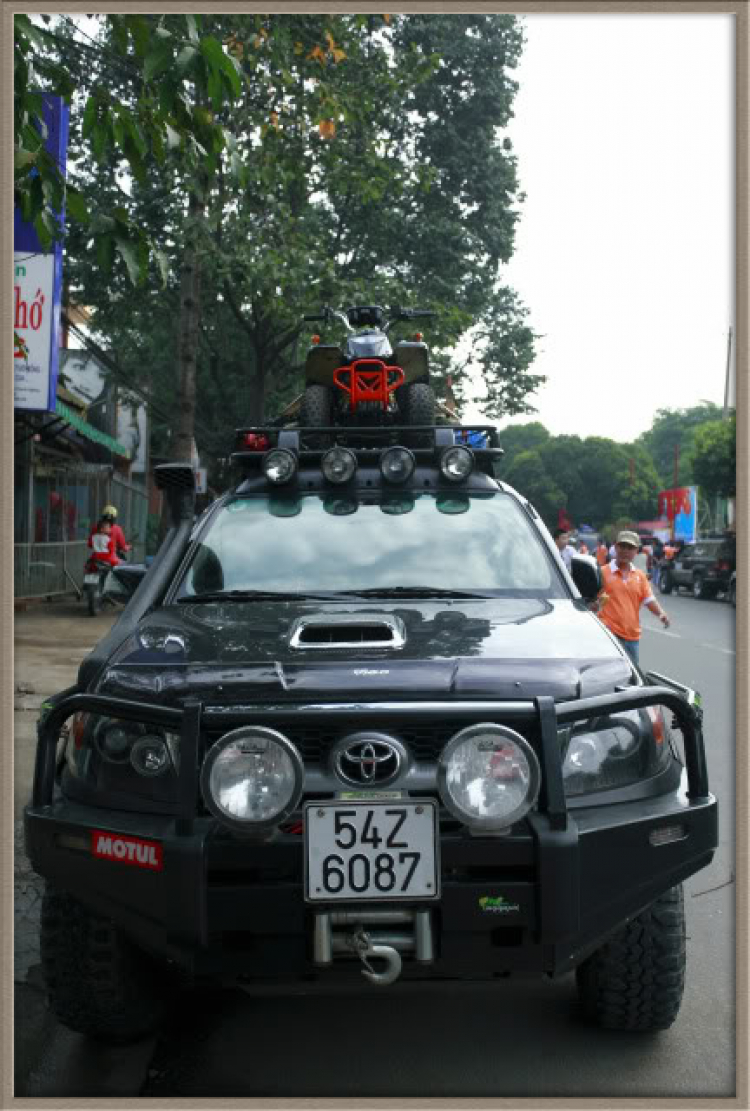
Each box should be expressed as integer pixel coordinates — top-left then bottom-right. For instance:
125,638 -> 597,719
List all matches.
230,424 -> 503,473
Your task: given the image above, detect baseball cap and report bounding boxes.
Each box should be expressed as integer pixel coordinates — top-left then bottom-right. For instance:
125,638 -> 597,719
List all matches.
616,530 -> 640,547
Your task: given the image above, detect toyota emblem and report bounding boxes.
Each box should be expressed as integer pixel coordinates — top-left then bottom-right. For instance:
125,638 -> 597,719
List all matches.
331,733 -> 407,786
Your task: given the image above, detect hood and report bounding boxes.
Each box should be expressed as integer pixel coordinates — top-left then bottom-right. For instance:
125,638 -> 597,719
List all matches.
96,597 -> 631,706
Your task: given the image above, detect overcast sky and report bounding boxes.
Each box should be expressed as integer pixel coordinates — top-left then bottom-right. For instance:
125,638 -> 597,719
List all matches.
463,13 -> 734,443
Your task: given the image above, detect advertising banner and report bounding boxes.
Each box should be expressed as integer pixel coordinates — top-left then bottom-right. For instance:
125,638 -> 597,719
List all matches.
658,486 -> 698,543
14,95 -> 69,412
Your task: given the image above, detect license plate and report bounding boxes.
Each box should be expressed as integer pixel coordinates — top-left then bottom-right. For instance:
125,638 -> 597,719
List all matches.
84,574 -> 100,584
304,800 -> 439,902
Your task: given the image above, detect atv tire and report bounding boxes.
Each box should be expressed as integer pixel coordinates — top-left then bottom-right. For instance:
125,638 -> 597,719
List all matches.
41,886 -> 167,1043
299,384 -> 332,447
401,382 -> 435,446
576,885 -> 686,1031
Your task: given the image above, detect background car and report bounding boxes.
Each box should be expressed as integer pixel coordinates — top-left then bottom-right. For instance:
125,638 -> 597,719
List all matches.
658,534 -> 736,599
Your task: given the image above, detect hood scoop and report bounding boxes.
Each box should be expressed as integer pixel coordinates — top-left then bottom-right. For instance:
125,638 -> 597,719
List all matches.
289,614 -> 406,650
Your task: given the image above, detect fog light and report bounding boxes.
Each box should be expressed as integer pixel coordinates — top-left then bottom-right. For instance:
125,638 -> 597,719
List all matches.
130,735 -> 171,777
201,726 -> 304,831
379,446 -> 415,484
263,448 -> 297,485
438,723 -> 540,830
439,445 -> 474,482
321,446 -> 357,485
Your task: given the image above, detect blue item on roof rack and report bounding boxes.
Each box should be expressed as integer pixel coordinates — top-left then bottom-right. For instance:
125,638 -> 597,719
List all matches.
454,428 -> 489,449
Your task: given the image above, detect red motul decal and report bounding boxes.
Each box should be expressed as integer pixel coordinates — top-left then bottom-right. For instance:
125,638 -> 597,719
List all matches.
91,830 -> 163,871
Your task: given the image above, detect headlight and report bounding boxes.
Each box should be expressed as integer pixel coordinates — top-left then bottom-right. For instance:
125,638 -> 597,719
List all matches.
380,446 -> 415,484
438,723 -> 540,831
201,726 -> 304,831
321,446 -> 357,485
91,718 -> 179,770
439,445 -> 474,482
561,708 -> 672,796
263,448 -> 298,485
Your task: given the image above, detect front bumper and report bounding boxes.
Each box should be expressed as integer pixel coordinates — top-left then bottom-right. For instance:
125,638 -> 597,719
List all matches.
25,686 -> 717,983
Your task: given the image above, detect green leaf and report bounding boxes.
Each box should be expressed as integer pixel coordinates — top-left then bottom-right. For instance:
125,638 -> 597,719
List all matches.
33,211 -> 52,250
165,122 -> 181,150
91,121 -> 109,161
154,248 -> 170,286
185,14 -> 199,42
96,232 -> 115,272
115,235 -> 142,285
64,186 -> 89,223
82,95 -> 98,139
124,15 -> 150,58
113,206 -> 130,226
14,148 -> 37,170
176,45 -> 198,75
144,41 -> 173,83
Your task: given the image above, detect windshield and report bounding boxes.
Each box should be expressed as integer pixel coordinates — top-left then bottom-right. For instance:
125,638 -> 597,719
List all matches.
173,492 -> 567,600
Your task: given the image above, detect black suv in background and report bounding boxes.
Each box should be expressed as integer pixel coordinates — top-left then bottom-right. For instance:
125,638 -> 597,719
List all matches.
658,535 -> 736,599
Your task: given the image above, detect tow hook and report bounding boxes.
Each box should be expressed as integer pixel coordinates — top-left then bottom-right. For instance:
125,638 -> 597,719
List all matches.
348,926 -> 402,986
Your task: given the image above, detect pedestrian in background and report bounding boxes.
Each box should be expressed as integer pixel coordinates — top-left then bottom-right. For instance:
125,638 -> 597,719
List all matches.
553,527 -> 576,570
595,540 -> 609,566
596,530 -> 670,665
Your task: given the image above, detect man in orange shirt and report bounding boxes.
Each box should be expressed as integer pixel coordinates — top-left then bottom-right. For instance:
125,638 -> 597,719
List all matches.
596,530 -> 670,665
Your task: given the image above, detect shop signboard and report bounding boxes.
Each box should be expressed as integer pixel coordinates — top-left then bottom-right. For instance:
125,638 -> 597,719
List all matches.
14,95 -> 69,412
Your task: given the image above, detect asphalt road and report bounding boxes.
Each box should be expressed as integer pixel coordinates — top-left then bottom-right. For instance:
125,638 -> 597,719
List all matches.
17,592 -> 737,1099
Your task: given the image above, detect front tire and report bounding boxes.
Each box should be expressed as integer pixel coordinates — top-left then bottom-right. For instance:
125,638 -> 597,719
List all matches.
658,570 -> 673,595
41,887 -> 167,1044
576,885 -> 686,1031
692,573 -> 714,599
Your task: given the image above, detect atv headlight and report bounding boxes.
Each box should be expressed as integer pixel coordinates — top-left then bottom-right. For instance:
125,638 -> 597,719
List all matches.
201,726 -> 304,831
561,708 -> 672,797
438,723 -> 540,831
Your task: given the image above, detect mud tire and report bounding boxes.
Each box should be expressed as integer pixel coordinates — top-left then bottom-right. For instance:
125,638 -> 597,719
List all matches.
41,887 -> 167,1044
299,384 -> 332,447
576,885 -> 686,1031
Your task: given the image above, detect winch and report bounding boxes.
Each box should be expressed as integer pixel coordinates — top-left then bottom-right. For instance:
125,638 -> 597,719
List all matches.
313,907 -> 434,986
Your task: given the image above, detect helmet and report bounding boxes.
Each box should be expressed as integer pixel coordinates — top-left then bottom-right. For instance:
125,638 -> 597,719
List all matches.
101,505 -> 118,520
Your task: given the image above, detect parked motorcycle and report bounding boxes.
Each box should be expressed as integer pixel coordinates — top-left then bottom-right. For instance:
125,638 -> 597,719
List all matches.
299,304 -> 437,435
82,552 -> 142,616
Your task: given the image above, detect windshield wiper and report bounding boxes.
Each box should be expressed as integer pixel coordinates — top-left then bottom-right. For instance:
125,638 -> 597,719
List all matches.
176,590 -> 342,604
336,586 -> 492,600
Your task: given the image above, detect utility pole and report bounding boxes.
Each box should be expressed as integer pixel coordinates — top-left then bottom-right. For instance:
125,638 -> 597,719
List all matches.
722,325 -> 733,417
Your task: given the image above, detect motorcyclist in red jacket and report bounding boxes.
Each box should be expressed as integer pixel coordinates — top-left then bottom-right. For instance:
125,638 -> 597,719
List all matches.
87,505 -> 130,558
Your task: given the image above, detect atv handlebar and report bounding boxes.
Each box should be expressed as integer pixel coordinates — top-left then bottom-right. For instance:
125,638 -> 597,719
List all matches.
302,305 -> 436,332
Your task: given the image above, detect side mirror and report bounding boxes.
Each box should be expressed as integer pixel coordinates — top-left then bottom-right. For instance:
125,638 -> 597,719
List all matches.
570,554 -> 602,601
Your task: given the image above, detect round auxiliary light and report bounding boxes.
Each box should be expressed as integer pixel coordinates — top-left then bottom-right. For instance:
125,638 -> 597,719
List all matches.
262,448 -> 298,485
130,735 -> 171,777
379,446 -> 416,485
440,445 -> 474,483
321,446 -> 357,485
94,720 -> 134,764
438,723 -> 540,831
200,726 -> 304,832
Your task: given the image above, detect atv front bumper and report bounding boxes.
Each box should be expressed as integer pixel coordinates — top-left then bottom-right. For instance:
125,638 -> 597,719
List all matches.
25,687 -> 717,983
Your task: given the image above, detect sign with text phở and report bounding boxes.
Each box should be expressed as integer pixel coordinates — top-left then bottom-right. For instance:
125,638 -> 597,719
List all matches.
14,95 -> 69,412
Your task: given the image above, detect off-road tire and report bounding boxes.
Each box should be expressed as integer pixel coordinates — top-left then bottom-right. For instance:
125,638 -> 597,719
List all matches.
401,381 -> 435,446
299,384 -> 332,447
41,887 -> 167,1043
85,582 -> 102,616
658,570 -> 673,595
576,885 -> 686,1031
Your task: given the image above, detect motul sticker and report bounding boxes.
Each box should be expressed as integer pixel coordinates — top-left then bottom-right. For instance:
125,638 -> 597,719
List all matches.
91,831 -> 163,871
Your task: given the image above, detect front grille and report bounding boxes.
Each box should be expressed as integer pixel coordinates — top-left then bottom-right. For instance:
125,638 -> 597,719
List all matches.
206,721 -> 458,763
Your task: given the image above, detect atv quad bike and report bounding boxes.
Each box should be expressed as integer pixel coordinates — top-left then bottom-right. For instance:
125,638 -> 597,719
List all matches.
298,304 -> 437,437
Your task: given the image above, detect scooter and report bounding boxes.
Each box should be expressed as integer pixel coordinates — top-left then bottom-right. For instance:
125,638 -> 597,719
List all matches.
298,304 -> 437,431
82,552 -> 141,616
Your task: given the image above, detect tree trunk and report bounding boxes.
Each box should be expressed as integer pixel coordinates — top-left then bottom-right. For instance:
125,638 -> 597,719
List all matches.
170,188 -> 205,463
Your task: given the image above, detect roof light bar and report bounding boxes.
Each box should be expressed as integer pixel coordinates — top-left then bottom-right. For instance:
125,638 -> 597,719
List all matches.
263,448 -> 298,485
439,445 -> 474,483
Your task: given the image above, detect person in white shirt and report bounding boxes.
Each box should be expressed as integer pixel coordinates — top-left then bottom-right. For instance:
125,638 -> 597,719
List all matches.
553,527 -> 575,570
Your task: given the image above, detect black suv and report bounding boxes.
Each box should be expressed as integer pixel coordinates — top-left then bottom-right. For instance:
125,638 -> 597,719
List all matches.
25,426 -> 716,1043
658,535 -> 736,599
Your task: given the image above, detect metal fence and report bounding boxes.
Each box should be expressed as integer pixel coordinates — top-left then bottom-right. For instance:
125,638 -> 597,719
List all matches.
14,541 -> 89,600
15,470 -> 148,599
